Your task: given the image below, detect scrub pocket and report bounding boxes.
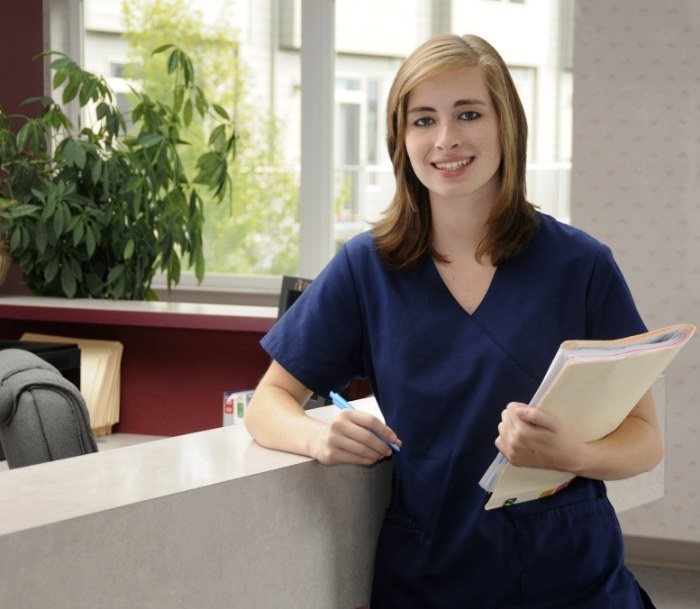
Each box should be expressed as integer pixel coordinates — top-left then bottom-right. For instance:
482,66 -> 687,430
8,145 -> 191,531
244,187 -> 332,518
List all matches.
371,450 -> 454,606
388,448 -> 456,534
514,496 -> 643,609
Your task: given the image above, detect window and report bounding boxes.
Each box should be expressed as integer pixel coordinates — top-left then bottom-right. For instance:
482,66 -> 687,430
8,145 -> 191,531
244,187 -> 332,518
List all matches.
82,0 -> 302,292
333,0 -> 574,246
59,0 -> 572,302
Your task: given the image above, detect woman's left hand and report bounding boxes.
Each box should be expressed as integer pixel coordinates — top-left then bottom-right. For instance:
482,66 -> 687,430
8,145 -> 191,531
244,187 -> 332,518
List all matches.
494,402 -> 585,473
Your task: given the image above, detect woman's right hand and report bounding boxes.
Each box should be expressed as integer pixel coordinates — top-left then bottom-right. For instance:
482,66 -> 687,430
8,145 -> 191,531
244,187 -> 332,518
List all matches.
311,408 -> 401,466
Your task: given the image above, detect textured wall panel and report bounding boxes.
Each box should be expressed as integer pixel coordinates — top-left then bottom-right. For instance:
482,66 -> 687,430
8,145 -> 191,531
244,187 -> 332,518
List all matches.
573,0 -> 700,541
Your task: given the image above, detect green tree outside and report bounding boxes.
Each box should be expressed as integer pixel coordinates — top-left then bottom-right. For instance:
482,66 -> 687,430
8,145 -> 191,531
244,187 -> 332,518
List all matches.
122,0 -> 299,276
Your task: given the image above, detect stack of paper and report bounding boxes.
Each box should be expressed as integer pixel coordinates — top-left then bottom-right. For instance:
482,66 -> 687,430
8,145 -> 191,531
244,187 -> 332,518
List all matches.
21,332 -> 123,436
479,323 -> 695,510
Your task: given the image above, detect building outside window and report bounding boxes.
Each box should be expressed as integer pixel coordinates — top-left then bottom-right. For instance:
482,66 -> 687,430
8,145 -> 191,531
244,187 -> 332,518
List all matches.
76,0 -> 572,299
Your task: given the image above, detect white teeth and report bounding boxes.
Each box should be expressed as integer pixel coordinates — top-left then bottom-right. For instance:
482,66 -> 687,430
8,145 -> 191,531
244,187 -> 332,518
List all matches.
434,159 -> 470,170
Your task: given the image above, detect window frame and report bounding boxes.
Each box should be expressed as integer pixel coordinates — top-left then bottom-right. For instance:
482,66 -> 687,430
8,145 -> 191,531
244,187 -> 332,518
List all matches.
50,0 -> 572,305
50,0 -> 336,304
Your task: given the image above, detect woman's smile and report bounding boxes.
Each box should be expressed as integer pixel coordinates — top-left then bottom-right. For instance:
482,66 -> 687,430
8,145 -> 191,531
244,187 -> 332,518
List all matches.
431,156 -> 474,174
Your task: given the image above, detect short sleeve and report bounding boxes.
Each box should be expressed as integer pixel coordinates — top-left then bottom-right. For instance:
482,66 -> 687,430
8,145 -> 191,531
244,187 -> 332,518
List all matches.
261,245 -> 365,397
585,245 -> 647,340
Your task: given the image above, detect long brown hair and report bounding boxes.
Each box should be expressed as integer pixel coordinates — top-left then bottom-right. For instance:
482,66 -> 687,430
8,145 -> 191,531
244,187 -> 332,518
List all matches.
373,34 -> 537,270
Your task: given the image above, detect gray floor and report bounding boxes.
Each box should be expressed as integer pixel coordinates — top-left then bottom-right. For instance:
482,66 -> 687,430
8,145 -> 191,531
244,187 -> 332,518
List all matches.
629,563 -> 700,609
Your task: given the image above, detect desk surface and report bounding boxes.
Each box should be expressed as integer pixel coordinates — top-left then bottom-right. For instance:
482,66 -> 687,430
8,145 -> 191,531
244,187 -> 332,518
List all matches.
0,400 -> 383,537
0,420 -> 310,536
0,392 -> 662,537
0,399 -> 389,609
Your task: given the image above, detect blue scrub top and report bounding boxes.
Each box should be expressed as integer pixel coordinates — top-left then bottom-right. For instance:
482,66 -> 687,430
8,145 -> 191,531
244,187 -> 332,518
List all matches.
262,212 -> 652,609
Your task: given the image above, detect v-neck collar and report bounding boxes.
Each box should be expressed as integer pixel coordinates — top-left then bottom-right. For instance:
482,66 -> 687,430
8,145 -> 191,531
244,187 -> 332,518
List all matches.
425,255 -> 501,318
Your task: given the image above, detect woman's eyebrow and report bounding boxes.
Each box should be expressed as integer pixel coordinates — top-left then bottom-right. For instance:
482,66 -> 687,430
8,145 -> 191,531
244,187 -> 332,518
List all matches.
454,98 -> 488,108
407,98 -> 488,115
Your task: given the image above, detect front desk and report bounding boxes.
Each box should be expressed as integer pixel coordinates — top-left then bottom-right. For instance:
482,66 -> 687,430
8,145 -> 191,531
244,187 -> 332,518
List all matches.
0,393 -> 665,609
0,402 -> 391,609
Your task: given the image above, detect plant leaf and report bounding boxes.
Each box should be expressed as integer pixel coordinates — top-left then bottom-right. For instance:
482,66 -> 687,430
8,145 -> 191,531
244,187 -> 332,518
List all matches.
53,205 -> 65,235
183,99 -> 193,127
44,256 -> 59,283
85,272 -> 102,295
123,239 -> 135,260
107,264 -> 124,284
86,226 -> 96,257
90,160 -> 102,184
139,133 -> 164,148
50,57 -> 72,71
152,44 -> 174,55
212,104 -> 229,120
61,262 -> 77,297
167,49 -> 179,75
63,139 -> 86,169
194,249 -> 205,283
72,219 -> 85,246
53,68 -> 68,90
35,222 -> 48,254
10,228 -> 21,251
96,102 -> 110,120
62,77 -> 80,104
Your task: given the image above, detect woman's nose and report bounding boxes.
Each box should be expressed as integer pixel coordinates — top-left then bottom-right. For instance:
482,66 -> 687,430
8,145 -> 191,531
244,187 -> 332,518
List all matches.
435,122 -> 459,150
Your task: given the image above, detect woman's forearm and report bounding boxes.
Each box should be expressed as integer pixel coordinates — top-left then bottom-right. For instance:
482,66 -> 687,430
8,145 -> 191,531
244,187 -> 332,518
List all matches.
244,361 -> 320,458
570,408 -> 663,480
496,388 -> 663,480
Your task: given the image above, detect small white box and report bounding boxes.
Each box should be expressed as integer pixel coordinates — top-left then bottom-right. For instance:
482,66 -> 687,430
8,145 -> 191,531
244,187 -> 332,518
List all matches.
223,389 -> 254,426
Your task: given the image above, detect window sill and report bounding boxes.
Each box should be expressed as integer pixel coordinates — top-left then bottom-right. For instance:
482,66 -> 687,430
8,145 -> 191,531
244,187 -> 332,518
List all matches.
0,295 -> 278,333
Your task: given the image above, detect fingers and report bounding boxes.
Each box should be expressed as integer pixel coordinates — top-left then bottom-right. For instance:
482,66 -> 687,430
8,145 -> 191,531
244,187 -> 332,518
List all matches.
315,410 -> 401,466
341,409 -> 401,450
513,403 -> 558,431
495,403 -> 568,469
496,403 -> 536,464
500,402 -> 557,434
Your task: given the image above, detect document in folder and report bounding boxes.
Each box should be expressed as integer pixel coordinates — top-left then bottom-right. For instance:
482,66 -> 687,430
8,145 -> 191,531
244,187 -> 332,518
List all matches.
480,323 -> 695,510
20,332 -> 123,436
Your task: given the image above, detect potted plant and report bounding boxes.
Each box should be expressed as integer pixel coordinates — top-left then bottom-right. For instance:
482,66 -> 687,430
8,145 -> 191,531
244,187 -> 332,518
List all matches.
0,45 -> 236,299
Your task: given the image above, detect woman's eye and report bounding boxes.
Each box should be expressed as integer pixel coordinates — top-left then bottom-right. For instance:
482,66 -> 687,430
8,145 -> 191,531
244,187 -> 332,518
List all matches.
414,117 -> 434,127
460,110 -> 481,121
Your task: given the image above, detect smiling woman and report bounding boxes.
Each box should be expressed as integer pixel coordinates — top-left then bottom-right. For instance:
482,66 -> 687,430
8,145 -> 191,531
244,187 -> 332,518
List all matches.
375,34 -> 535,272
245,32 -> 661,609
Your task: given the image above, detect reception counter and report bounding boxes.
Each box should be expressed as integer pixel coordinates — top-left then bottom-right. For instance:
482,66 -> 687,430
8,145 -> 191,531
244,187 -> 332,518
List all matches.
0,389 -> 665,609
0,400 -> 391,609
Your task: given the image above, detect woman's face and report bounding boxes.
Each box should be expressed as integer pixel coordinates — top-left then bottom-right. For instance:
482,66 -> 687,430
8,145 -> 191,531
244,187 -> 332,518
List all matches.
403,66 -> 502,207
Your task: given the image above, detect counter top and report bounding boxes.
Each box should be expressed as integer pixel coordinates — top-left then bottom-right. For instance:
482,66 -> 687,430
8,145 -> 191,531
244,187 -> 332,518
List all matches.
0,399 -> 384,537
0,398 -> 390,609
0,413 -> 318,536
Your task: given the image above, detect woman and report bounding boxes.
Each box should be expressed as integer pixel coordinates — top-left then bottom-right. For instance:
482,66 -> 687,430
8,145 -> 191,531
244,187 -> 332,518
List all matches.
245,34 -> 662,608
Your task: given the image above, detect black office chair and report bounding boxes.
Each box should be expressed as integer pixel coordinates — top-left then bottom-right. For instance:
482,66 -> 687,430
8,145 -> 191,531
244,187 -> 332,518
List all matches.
0,349 -> 97,468
277,275 -> 314,316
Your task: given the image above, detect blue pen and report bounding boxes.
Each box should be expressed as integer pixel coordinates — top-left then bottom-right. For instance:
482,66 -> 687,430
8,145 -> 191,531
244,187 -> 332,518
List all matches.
329,391 -> 401,453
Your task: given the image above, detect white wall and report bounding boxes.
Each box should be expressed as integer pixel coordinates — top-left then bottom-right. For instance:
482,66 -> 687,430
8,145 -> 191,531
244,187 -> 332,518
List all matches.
572,0 -> 700,542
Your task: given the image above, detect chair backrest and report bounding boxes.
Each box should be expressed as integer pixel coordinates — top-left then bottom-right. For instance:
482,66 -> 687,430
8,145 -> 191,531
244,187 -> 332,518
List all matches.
275,276 -> 330,409
277,275 -> 314,319
0,349 -> 97,469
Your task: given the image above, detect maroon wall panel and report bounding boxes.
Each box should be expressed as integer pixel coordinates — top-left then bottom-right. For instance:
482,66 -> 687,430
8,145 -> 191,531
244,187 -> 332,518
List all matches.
0,0 -> 45,120
0,319 -> 272,436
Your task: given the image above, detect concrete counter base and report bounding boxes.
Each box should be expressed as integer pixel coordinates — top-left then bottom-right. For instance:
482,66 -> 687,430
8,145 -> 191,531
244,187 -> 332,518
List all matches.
0,459 -> 391,609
